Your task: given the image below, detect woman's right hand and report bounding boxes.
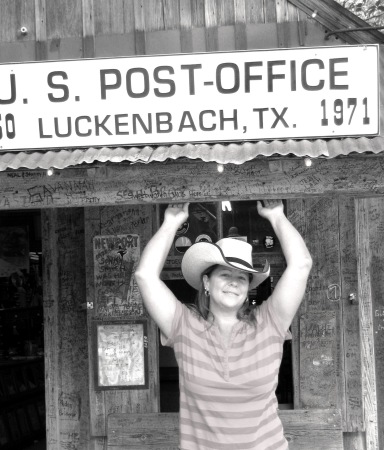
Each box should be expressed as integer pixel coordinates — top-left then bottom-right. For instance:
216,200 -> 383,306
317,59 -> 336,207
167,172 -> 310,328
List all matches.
164,203 -> 190,228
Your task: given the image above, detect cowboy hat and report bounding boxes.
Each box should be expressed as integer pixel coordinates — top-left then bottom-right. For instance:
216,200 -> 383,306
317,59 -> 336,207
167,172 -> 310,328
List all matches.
181,238 -> 270,290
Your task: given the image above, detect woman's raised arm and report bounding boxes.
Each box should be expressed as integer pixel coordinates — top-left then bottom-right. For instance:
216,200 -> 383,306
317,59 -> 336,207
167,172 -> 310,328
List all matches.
257,200 -> 312,331
135,203 -> 189,339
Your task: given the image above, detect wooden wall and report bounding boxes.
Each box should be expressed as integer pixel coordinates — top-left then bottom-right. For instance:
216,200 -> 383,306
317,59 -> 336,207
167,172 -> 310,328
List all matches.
42,208 -> 91,449
84,204 -> 158,444
0,0 -> 338,67
1,156 -> 384,210
34,154 -> 384,450
289,197 -> 364,441
42,204 -> 158,449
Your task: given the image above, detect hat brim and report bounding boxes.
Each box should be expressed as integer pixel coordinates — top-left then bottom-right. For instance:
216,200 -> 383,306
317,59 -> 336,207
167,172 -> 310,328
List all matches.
181,241 -> 270,291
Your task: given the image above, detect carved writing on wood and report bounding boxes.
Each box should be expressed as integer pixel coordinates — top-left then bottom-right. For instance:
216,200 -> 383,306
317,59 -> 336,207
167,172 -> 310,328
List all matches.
4,157 -> 384,210
299,311 -> 338,408
93,234 -> 142,317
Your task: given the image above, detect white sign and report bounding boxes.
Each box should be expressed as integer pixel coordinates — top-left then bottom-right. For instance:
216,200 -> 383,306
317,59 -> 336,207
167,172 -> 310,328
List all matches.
0,45 -> 379,151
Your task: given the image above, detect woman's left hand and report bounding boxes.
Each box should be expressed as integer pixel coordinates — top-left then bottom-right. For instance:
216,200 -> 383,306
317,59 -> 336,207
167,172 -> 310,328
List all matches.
257,199 -> 284,221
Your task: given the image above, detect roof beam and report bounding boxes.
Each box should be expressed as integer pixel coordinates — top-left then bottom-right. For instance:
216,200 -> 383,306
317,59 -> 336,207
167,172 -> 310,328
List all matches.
288,0 -> 384,44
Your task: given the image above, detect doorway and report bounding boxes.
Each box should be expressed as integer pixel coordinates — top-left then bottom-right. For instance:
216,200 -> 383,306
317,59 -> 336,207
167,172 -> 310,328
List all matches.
0,210 -> 46,449
158,200 -> 293,411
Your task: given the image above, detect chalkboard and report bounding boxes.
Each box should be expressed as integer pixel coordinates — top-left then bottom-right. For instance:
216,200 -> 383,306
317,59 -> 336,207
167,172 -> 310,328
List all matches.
93,319 -> 149,390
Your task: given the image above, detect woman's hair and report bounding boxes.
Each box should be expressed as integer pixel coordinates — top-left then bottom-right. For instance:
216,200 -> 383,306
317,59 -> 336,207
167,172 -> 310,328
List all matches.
186,265 -> 257,324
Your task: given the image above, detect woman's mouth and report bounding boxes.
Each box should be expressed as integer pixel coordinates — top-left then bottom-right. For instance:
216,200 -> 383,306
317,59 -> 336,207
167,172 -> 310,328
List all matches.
224,290 -> 238,296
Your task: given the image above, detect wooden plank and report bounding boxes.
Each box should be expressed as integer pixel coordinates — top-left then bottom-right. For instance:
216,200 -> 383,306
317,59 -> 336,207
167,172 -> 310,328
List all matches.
302,197 -> 341,313
84,207 -> 106,437
0,41 -> 36,63
234,0 -> 247,50
34,0 -> 47,60
204,0 -> 218,51
217,25 -> 235,50
0,0 -> 35,43
86,205 -> 159,437
121,0 -> 136,34
276,0 -> 290,48
264,0 -> 277,23
94,0 -> 135,35
46,36 -> 83,60
299,311 -> 338,408
338,197 -> 364,431
217,0 -> 235,25
180,0 -> 193,29
191,0 -> 205,27
146,30 -> 181,55
94,34 -> 136,57
180,0 -> 193,53
286,1 -> 299,21
163,0 -> 180,29
108,413 -> 179,449
286,198 -> 304,409
245,0 -> 265,23
143,0 -> 164,31
6,157 -> 384,210
281,408 -> 343,450
297,10 -> 307,46
82,0 -> 94,58
355,198 -> 379,450
364,198 -> 384,448
295,198 -> 343,410
42,208 -> 91,450
133,0 -> 146,55
42,209 -> 60,450
94,0 -> 124,35
45,0 -> 82,39
95,0 -> 124,35
107,410 -> 343,449
246,22 -> 278,49
276,0 -> 288,23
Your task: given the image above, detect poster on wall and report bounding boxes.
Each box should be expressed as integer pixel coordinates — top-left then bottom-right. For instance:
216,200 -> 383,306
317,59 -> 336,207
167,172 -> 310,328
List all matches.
93,234 -> 142,317
93,319 -> 148,390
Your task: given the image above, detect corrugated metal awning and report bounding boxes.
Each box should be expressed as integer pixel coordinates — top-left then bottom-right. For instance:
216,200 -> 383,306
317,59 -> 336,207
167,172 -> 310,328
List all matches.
1,136 -> 384,171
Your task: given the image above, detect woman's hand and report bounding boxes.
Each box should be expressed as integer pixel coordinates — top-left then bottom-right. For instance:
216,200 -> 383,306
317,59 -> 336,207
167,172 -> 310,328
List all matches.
257,199 -> 284,222
164,203 -> 190,229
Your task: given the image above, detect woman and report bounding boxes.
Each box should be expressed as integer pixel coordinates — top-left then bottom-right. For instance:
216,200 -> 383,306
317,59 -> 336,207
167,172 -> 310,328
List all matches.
135,200 -> 312,450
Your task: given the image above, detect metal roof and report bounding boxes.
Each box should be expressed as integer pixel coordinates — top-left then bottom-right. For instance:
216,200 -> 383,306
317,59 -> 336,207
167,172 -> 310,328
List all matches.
1,136 -> 383,171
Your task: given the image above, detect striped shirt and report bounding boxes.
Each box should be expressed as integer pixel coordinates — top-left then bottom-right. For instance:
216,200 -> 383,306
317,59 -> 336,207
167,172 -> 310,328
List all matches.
162,299 -> 291,450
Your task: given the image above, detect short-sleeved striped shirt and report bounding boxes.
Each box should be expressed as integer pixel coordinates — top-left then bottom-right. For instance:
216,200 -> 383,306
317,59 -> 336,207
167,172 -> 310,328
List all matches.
162,299 -> 291,450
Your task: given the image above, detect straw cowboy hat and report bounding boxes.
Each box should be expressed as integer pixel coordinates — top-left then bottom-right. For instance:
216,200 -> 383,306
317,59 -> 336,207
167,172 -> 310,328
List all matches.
181,238 -> 270,290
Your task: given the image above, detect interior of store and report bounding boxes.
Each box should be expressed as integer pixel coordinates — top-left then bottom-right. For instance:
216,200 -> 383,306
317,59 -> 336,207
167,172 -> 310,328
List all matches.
0,210 -> 45,449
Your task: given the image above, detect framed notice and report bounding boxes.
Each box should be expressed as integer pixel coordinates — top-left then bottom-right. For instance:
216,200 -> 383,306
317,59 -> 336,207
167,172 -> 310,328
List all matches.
93,319 -> 148,390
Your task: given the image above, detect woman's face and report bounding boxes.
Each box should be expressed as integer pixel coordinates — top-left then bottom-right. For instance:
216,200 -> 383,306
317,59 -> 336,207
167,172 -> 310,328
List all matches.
203,265 -> 250,314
